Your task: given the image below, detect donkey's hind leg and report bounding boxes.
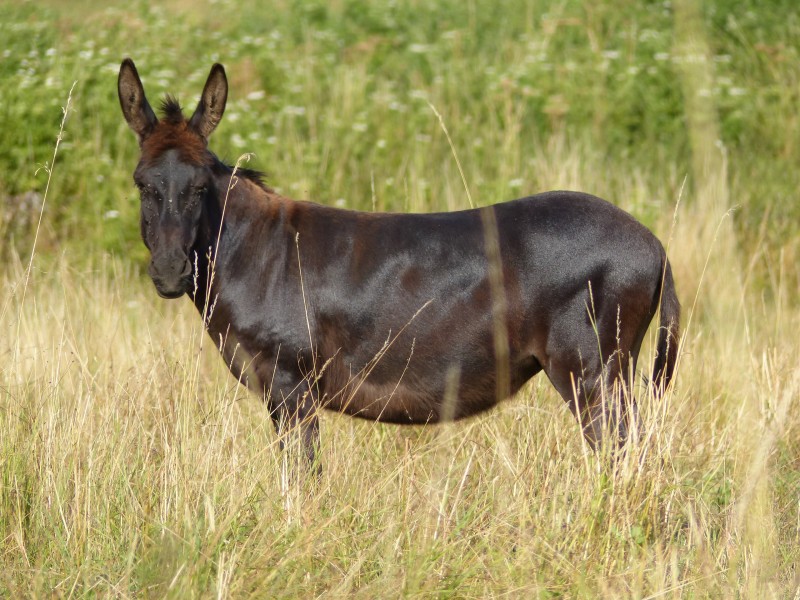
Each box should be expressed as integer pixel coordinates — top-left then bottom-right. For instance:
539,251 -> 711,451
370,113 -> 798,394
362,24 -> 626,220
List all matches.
541,302 -> 640,450
544,355 -> 632,450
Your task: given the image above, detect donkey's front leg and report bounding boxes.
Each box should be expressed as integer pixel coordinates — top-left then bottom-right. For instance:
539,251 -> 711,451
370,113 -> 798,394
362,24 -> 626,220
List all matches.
268,381 -> 321,475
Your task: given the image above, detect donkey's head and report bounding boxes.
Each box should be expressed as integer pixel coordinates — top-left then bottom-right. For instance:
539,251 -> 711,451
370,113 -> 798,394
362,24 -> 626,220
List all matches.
118,59 -> 227,298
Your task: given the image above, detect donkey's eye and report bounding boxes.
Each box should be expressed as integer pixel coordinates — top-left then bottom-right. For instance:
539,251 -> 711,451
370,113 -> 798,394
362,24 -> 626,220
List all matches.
138,184 -> 161,209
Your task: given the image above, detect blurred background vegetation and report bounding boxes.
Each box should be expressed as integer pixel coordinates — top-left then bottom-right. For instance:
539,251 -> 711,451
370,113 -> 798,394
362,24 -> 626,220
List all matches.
2,0 -> 798,295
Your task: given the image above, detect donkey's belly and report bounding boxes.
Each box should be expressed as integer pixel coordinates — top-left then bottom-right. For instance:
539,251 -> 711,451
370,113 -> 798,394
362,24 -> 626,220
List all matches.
320,355 -> 541,424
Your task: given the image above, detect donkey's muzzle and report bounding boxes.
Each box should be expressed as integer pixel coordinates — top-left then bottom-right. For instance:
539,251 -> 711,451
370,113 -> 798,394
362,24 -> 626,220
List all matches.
148,252 -> 193,299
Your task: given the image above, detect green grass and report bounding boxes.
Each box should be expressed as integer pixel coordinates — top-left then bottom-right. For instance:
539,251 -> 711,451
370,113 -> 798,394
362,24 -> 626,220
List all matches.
1,0 -> 799,597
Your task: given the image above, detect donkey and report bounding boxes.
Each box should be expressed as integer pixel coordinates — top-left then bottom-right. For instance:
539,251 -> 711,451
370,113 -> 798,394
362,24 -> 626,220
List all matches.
118,59 -> 680,466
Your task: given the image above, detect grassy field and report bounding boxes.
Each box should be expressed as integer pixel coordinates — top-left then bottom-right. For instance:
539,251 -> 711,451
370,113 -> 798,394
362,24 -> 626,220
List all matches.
2,0 -> 799,597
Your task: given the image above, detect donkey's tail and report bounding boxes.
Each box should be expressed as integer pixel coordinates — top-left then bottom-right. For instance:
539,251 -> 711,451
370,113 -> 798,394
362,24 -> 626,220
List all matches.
652,257 -> 680,396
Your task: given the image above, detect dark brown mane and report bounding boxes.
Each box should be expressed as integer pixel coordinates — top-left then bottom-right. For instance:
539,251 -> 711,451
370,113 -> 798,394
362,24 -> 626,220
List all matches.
140,97 -> 209,167
213,162 -> 271,192
160,95 -> 185,124
142,96 -> 270,191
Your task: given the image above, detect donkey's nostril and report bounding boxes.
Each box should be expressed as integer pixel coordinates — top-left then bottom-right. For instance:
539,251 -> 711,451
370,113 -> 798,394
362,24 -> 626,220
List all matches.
181,260 -> 193,278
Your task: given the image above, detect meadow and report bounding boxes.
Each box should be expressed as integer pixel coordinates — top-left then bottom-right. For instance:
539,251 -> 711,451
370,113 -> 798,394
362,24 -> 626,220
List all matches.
1,0 -> 799,596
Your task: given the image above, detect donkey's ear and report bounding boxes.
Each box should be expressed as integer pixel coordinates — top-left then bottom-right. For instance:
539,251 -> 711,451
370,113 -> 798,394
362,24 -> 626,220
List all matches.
189,63 -> 228,140
118,58 -> 158,144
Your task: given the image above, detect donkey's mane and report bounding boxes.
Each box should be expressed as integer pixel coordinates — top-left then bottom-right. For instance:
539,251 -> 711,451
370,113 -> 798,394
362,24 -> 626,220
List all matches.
143,96 -> 270,191
160,95 -> 185,124
212,161 -> 271,192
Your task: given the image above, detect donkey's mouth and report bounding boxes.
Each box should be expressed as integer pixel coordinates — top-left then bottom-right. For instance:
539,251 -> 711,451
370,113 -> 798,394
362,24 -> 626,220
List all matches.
154,285 -> 186,299
152,276 -> 192,299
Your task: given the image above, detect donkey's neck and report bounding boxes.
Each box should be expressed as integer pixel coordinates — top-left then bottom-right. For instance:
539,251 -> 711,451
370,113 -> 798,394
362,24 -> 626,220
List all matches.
188,166 -> 297,322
